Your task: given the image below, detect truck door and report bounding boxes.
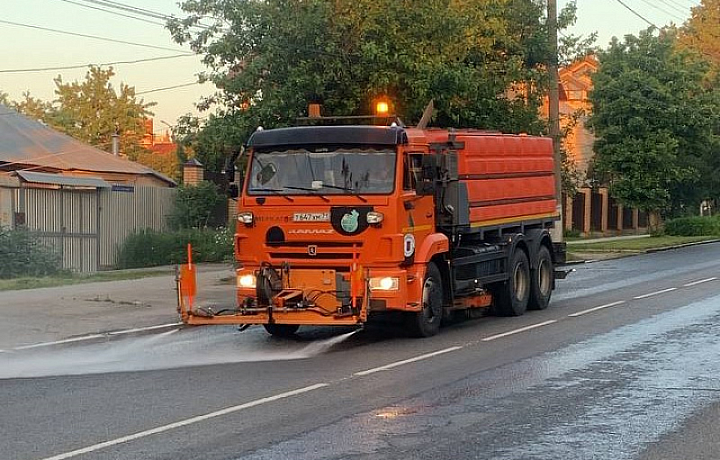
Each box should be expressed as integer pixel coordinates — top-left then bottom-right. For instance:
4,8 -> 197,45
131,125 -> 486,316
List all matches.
401,153 -> 435,261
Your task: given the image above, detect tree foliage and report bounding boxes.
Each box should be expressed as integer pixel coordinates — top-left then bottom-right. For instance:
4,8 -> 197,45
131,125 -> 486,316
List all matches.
170,0 -> 586,172
2,68 -> 181,176
3,67 -> 155,159
168,181 -> 227,229
678,0 -> 720,80
589,29 -> 719,216
51,67 -> 156,158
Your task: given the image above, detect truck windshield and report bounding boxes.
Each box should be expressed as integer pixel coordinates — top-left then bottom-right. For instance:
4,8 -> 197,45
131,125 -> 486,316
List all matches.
247,147 -> 396,195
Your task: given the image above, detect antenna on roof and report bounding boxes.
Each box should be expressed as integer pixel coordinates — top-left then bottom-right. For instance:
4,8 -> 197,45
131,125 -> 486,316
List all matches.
416,100 -> 434,130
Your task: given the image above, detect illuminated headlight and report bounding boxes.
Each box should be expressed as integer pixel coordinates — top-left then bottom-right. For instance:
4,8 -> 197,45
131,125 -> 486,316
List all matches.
238,273 -> 257,289
237,211 -> 254,225
366,211 -> 384,225
369,276 -> 399,291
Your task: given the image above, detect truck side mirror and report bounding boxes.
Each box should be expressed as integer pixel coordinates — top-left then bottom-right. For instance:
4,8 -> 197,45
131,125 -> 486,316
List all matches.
228,183 -> 239,199
415,155 -> 437,195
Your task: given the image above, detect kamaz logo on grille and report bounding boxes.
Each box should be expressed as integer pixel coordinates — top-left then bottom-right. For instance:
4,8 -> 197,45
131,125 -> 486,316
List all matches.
288,229 -> 334,234
308,245 -> 318,256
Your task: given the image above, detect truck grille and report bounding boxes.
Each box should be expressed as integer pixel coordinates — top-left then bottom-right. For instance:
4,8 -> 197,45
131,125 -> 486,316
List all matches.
268,242 -> 363,264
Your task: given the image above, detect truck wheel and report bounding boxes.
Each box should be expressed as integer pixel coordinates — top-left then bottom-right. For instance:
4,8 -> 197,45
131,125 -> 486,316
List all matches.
407,262 -> 443,337
494,249 -> 530,316
263,324 -> 300,337
528,245 -> 553,310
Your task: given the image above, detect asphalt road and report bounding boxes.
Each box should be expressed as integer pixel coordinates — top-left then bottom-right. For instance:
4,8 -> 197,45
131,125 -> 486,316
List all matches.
1,243 -> 720,460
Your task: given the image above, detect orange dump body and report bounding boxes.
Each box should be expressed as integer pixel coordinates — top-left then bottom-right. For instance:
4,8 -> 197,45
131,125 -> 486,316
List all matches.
416,129 -> 557,226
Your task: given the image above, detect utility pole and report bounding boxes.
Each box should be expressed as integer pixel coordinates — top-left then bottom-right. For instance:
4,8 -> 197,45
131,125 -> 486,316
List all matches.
111,122 -> 120,157
548,0 -> 563,242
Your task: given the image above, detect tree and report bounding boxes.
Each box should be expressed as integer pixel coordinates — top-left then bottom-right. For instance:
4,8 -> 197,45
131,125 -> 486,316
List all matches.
589,29 -> 718,219
168,181 -> 227,229
13,91 -> 53,121
51,66 -> 156,158
678,0 -> 720,80
169,0 -> 585,163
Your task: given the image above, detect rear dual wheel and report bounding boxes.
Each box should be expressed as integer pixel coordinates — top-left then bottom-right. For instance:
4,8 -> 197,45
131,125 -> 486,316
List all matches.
494,249 -> 530,317
528,245 -> 553,310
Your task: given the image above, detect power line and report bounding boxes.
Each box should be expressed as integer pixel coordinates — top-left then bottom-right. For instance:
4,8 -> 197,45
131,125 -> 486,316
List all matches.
0,19 -> 190,53
656,0 -> 691,16
78,0 -> 169,21
73,0 -> 214,30
136,82 -> 199,95
0,53 -> 196,74
635,0 -> 686,22
56,0 -> 166,27
613,0 -> 658,28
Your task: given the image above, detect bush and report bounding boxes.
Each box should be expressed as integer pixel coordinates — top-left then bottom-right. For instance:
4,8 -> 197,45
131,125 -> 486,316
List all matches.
0,227 -> 62,278
663,216 -> 720,237
168,181 -> 227,230
116,227 -> 233,269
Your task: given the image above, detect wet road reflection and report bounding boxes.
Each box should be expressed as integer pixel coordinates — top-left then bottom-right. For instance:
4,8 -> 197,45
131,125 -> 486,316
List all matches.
237,294 -> 720,460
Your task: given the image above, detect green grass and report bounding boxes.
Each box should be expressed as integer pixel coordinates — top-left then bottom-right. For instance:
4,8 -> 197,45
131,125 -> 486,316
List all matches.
0,268 -> 175,292
567,235 -> 716,253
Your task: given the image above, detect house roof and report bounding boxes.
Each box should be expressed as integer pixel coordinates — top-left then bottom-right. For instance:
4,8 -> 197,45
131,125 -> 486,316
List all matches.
0,104 -> 175,185
16,170 -> 111,188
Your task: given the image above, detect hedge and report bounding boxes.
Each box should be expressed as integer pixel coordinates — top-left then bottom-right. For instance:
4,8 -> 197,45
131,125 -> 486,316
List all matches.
663,216 -> 720,237
0,227 -> 62,278
116,227 -> 233,269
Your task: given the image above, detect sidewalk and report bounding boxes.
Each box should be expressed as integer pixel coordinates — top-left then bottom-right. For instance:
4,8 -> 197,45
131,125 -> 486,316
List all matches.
0,263 -> 236,349
566,234 -> 651,245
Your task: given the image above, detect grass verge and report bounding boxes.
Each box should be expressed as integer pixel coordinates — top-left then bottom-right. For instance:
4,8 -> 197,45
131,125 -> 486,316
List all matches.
0,268 -> 175,292
567,235 -> 718,261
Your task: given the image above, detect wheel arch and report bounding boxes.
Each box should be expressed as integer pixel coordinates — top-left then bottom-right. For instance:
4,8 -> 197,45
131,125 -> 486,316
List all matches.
524,228 -> 553,270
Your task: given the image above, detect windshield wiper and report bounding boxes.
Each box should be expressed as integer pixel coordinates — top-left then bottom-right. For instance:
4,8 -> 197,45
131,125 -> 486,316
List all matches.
283,186 -> 330,202
251,188 -> 294,202
318,184 -> 368,202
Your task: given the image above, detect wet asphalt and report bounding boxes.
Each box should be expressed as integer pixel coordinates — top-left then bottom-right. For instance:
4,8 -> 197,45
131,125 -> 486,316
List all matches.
1,243 -> 719,460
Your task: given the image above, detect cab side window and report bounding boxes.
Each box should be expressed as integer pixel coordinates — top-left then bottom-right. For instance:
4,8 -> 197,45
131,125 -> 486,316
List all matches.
403,153 -> 423,191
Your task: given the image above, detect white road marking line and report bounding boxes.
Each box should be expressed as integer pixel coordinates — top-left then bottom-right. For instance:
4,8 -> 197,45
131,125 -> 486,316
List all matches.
14,334 -> 107,350
107,322 -> 183,335
37,383 -> 329,460
11,323 -> 183,351
683,277 -> 718,287
354,346 -> 463,376
634,287 -> 677,300
568,301 -> 626,318
481,320 -> 557,342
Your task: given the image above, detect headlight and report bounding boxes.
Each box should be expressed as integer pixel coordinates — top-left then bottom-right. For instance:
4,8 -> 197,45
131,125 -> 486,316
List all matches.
369,276 -> 399,291
238,273 -> 257,289
367,211 -> 384,225
237,211 -> 254,225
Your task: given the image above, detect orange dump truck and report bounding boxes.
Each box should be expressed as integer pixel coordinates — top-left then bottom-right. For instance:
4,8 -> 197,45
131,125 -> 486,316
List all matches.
178,124 -> 567,337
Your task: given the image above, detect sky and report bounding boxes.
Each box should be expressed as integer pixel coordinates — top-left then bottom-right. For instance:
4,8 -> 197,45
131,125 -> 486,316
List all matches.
0,0 -> 699,135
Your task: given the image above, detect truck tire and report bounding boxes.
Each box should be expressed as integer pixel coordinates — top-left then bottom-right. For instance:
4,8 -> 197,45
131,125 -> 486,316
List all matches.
494,249 -> 530,317
263,323 -> 300,337
528,245 -> 553,310
407,262 -> 443,337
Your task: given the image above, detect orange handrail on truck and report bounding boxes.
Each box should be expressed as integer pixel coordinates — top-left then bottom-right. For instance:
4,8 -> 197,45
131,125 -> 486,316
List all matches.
178,123 -> 568,337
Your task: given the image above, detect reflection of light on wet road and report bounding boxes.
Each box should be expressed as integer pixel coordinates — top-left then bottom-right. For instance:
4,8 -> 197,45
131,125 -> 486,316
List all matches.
235,294 -> 720,460
0,328 -> 358,379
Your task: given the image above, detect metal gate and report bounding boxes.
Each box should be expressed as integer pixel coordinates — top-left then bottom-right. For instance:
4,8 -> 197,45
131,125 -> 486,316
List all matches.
13,187 -> 100,273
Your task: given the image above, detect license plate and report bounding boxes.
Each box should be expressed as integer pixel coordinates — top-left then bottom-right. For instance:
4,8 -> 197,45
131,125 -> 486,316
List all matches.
293,212 -> 330,222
